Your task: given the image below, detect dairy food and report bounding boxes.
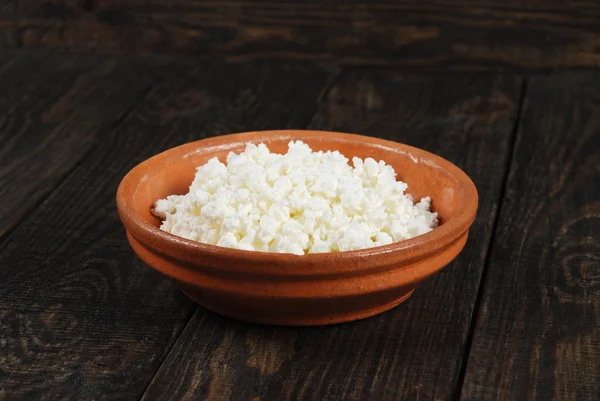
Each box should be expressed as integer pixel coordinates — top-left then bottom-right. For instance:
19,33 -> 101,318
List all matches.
152,141 -> 438,255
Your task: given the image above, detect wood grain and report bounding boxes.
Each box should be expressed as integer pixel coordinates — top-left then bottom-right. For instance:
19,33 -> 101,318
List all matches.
6,1 -> 600,70
141,73 -> 523,401
0,60 -> 334,400
460,75 -> 600,400
0,52 -> 162,242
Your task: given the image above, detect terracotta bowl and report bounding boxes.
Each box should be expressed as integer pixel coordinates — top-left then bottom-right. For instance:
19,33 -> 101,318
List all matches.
117,130 -> 478,326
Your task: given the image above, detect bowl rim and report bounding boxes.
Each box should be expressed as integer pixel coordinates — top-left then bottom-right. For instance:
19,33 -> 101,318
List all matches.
117,130 -> 478,275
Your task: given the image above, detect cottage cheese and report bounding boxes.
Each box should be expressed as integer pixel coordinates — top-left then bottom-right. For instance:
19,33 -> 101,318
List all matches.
152,141 -> 438,255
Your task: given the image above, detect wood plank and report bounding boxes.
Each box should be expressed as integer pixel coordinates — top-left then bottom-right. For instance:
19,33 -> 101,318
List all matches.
0,61 -> 334,400
0,0 -> 16,47
141,73 -> 523,400
460,75 -> 600,400
0,52 -> 161,241
0,50 -> 20,70
8,1 -> 600,70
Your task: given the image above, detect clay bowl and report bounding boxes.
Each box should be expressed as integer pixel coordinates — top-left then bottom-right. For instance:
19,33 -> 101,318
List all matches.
117,130 -> 478,326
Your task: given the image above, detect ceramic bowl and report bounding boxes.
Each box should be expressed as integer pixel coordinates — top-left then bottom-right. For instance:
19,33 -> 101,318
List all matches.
117,130 -> 478,326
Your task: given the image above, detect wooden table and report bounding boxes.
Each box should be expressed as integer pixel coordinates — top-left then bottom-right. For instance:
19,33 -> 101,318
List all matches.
1,51 -> 598,401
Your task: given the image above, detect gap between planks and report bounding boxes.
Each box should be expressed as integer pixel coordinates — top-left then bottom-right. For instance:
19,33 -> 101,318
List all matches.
452,78 -> 529,401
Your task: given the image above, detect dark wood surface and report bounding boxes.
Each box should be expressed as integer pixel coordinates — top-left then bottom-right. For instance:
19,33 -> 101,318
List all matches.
1,1 -> 600,71
0,52 -> 161,242
141,73 -> 522,400
0,0 -> 16,48
461,75 -> 600,401
0,51 -> 598,400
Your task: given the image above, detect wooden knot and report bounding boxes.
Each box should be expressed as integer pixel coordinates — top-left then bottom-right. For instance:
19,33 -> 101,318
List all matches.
160,90 -> 211,124
552,213 -> 600,302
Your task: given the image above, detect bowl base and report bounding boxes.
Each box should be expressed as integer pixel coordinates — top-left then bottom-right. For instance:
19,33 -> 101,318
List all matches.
180,287 -> 415,326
